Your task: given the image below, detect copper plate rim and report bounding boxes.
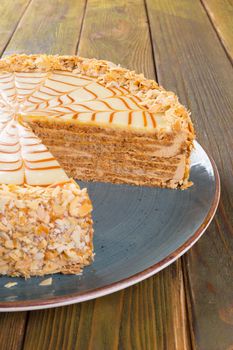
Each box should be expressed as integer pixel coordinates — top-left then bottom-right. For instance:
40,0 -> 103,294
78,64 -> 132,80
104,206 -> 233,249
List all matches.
0,143 -> 221,311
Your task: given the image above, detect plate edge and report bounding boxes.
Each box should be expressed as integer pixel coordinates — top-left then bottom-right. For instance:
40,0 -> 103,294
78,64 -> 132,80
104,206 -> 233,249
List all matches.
0,143 -> 221,312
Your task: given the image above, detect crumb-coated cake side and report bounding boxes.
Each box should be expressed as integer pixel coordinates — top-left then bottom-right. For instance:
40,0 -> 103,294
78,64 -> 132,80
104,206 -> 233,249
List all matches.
0,119 -> 93,277
0,54 -> 195,189
0,180 -> 93,277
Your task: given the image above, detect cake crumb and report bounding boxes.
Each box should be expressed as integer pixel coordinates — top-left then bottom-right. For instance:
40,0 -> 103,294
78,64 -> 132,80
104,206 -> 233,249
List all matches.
4,282 -> 18,288
39,277 -> 53,286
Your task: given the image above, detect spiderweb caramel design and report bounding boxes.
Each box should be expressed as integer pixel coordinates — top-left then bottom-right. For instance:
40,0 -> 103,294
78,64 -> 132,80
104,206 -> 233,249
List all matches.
0,119 -> 68,185
0,71 -> 157,129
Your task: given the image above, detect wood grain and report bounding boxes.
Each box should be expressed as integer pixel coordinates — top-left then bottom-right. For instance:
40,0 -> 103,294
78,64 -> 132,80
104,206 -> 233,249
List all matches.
0,312 -> 27,350
3,0 -> 86,56
201,0 -> 233,61
23,262 -> 190,350
146,0 -> 233,349
78,0 -> 155,78
23,304 -> 83,349
119,261 -> 190,350
0,0 -> 31,56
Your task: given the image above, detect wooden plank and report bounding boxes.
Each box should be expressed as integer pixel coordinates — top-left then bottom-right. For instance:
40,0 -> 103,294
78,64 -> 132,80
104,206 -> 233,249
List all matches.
21,1 -> 190,349
23,305 -> 83,349
119,261 -> 190,350
81,293 -> 124,350
78,0 -> 155,78
0,0 -> 31,56
201,0 -> 233,61
23,262 -> 190,350
0,312 -> 27,350
146,1 -> 233,349
23,295 -> 123,350
4,0 -> 86,56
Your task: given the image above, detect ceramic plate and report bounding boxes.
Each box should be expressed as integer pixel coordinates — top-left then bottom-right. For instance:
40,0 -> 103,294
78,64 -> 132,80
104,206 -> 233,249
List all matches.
0,141 -> 220,311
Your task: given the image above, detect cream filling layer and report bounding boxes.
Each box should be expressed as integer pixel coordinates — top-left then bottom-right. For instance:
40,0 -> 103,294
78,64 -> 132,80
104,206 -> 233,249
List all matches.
30,125 -> 187,159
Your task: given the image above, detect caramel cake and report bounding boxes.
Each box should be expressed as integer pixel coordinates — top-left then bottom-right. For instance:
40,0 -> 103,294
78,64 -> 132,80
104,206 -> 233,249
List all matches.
0,54 -> 195,277
0,119 -> 93,277
0,54 -> 195,189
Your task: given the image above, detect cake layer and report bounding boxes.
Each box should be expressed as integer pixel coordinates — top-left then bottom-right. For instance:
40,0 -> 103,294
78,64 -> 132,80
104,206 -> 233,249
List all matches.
28,121 -> 191,188
27,120 -> 188,154
0,180 -> 93,277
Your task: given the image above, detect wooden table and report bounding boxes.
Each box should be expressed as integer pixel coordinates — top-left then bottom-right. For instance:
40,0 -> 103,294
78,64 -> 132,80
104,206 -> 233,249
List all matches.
0,1 -> 232,349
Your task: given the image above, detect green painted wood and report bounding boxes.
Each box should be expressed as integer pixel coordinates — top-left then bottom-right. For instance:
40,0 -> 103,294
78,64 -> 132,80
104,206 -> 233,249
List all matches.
201,0 -> 233,60
146,1 -> 233,349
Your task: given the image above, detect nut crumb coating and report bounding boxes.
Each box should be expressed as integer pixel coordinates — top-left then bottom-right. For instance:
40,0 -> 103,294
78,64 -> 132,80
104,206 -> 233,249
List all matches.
0,180 -> 94,277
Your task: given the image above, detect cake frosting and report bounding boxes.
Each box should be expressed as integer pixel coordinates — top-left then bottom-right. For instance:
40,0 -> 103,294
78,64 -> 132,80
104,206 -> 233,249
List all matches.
0,71 -> 179,133
0,54 -> 194,138
0,118 -> 68,185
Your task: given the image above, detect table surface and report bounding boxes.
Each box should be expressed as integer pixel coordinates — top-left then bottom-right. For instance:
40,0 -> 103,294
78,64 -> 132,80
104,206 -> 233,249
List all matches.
0,1 -> 232,349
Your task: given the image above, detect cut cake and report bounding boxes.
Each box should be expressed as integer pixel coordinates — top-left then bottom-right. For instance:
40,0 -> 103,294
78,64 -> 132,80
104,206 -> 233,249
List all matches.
0,54 -> 195,277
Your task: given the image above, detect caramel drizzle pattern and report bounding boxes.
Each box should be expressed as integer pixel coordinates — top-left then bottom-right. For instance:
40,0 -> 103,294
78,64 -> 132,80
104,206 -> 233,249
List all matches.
0,120 -> 62,180
0,72 -> 158,128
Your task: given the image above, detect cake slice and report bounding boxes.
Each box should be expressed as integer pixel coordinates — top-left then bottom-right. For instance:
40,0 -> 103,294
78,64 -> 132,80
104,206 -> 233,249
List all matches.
0,54 -> 195,189
0,119 -> 93,277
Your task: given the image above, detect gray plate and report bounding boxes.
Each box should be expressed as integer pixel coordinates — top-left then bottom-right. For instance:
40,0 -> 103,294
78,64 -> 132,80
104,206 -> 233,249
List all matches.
0,141 -> 220,311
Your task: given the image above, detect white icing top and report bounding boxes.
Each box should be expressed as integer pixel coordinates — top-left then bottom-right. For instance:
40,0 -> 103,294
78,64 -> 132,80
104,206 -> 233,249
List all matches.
0,119 -> 68,185
0,71 -> 175,131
